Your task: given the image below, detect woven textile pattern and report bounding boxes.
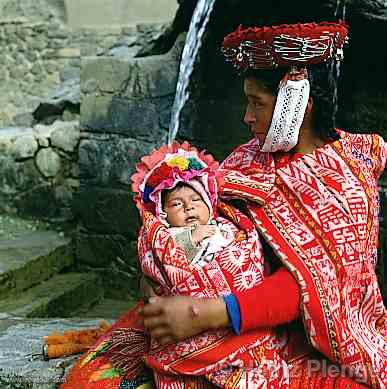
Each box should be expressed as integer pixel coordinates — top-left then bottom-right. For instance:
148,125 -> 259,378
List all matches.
138,207 -> 291,388
220,131 -> 387,388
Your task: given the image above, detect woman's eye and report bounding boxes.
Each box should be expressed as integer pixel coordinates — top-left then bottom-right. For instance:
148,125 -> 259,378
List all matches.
192,197 -> 202,202
171,201 -> 183,208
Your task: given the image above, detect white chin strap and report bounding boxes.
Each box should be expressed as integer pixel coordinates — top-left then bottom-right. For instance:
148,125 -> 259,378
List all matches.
260,79 -> 310,153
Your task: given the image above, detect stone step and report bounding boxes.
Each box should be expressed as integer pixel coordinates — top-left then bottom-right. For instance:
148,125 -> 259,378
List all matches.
0,315 -> 113,389
0,272 -> 103,318
0,229 -> 73,300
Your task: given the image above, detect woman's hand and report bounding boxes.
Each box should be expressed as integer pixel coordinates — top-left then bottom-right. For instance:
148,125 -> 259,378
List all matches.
140,296 -> 229,345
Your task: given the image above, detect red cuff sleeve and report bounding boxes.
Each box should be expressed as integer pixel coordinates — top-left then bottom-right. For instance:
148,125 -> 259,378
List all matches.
234,267 -> 301,333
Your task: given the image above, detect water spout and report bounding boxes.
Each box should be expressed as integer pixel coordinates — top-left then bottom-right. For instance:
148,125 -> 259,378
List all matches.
168,0 -> 217,145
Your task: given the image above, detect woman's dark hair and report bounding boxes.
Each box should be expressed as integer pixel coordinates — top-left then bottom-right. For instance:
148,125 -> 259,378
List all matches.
244,63 -> 341,142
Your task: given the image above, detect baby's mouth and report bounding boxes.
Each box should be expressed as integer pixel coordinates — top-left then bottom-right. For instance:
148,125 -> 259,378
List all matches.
186,216 -> 198,224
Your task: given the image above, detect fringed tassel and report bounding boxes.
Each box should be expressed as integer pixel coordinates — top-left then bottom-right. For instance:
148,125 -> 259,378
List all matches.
42,320 -> 111,360
106,327 -> 150,380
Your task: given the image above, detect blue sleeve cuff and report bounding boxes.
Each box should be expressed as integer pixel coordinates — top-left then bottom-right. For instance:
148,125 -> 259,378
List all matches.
223,294 -> 241,335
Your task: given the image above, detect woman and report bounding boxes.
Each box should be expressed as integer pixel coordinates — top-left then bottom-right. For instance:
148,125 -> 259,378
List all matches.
141,22 -> 387,388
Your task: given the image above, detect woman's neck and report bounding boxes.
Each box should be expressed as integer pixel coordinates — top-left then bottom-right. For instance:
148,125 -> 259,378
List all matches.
293,126 -> 325,154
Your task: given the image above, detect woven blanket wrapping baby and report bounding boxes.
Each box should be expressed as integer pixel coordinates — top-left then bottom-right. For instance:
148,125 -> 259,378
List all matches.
128,142 -> 290,388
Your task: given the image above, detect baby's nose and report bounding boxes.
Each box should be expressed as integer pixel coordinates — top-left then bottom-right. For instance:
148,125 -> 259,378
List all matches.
185,202 -> 194,211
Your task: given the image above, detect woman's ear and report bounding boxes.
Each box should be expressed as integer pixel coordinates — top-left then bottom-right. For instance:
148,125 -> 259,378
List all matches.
306,96 -> 314,114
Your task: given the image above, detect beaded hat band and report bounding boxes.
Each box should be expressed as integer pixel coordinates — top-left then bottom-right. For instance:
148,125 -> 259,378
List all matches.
221,21 -> 349,72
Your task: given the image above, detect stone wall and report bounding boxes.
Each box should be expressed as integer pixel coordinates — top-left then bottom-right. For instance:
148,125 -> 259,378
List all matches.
0,17 -> 170,127
65,0 -> 178,28
0,121 -> 79,221
74,34 -> 185,267
0,0 -> 176,127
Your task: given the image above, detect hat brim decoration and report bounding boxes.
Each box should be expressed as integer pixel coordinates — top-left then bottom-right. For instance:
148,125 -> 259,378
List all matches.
222,21 -> 349,72
131,142 -> 219,222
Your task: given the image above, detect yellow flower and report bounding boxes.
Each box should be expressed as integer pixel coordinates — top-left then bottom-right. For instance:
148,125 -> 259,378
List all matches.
166,156 -> 189,170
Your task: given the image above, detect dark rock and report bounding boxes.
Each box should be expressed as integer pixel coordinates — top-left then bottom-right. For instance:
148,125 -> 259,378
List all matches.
13,183 -> 71,222
81,95 -> 166,140
75,232 -> 137,268
73,186 -> 140,237
78,136 -> 156,187
33,78 -> 80,124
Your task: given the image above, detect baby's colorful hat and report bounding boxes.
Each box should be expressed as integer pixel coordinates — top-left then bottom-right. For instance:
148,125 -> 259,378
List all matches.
131,142 -> 219,221
221,21 -> 349,72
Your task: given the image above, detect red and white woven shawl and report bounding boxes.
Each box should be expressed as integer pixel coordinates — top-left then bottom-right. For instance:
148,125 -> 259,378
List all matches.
220,130 -> 387,388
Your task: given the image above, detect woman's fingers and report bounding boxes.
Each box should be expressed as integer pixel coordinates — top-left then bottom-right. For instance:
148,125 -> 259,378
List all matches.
140,297 -> 163,317
143,315 -> 167,330
148,326 -> 172,341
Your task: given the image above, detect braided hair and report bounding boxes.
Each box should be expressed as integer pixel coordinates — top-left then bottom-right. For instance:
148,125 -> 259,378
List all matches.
244,64 -> 340,142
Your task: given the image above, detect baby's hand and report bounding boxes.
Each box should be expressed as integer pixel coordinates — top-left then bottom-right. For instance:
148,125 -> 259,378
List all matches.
191,225 -> 218,246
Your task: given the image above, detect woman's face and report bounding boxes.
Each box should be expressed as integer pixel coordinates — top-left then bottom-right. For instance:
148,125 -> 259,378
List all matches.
243,77 -> 277,146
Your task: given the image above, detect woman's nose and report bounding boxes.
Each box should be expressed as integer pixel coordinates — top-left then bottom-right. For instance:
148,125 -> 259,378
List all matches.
244,106 -> 255,125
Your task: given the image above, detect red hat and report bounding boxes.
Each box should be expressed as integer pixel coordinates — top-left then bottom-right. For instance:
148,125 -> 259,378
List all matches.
221,21 -> 349,72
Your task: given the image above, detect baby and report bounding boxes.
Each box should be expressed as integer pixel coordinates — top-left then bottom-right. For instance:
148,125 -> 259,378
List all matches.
163,182 -> 234,266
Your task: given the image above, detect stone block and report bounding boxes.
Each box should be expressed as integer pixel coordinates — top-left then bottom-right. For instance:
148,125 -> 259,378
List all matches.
54,183 -> 73,207
56,47 -> 81,58
81,57 -> 132,93
78,136 -> 155,187
11,134 -> 38,160
73,186 -> 140,237
80,95 -> 165,139
50,120 -> 80,152
121,54 -> 179,98
35,148 -> 62,178
33,123 -> 54,147
12,184 -> 68,221
0,157 -> 44,200
81,53 -> 179,98
0,272 -> 102,318
0,230 -> 73,300
75,232 -> 137,268
30,39 -> 47,51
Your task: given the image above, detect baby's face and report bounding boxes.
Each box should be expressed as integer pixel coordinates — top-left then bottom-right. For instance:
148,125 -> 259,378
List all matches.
163,185 -> 210,227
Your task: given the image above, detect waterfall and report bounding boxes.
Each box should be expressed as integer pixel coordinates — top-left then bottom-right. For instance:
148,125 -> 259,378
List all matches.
168,0 -> 217,145
329,0 -> 347,125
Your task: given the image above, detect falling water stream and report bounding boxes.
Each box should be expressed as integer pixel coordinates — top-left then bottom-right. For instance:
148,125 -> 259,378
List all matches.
329,0 -> 348,123
168,0 -> 217,145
